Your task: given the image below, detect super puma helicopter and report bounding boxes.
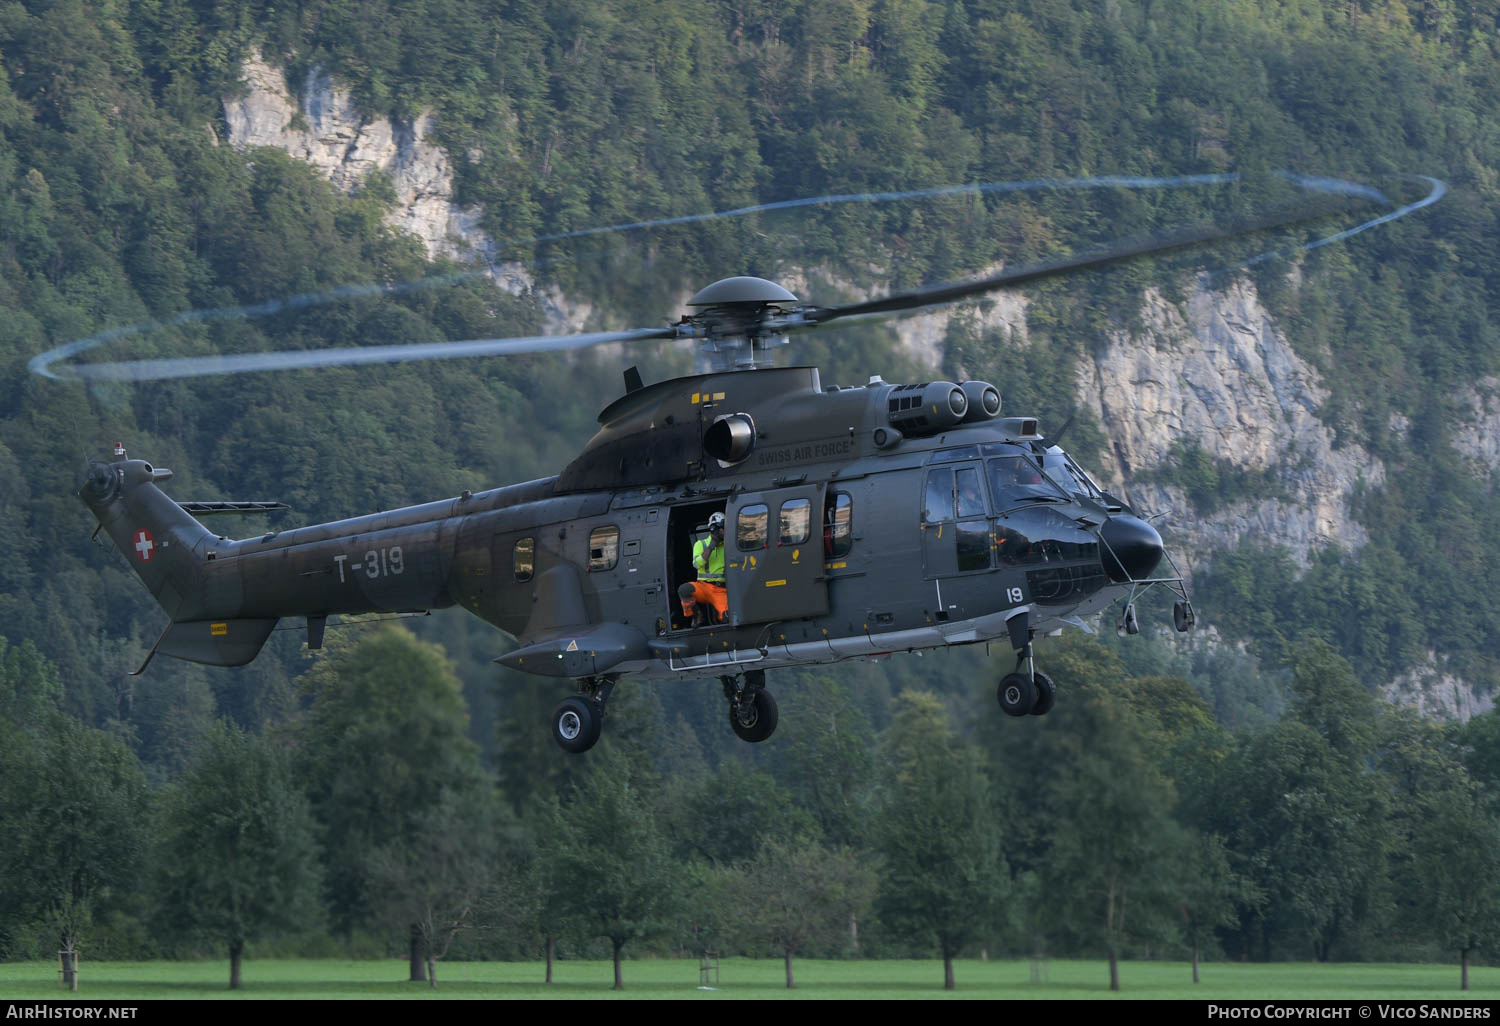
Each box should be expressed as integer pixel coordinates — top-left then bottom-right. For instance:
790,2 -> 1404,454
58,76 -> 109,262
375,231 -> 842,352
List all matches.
75,203 -> 1368,754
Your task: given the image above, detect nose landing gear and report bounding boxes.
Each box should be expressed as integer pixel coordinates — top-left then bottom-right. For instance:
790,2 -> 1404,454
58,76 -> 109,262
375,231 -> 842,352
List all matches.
998,642 -> 1055,717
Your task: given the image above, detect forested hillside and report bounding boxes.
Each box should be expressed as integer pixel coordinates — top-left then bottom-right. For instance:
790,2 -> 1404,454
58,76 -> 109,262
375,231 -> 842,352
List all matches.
5,0 -> 1500,981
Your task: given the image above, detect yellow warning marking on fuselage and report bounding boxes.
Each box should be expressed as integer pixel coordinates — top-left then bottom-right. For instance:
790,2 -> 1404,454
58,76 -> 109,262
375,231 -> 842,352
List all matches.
692,393 -> 701,404
211,623 -> 227,636
825,561 -> 847,569
765,579 -> 787,587
712,391 -> 726,401
566,639 -> 579,652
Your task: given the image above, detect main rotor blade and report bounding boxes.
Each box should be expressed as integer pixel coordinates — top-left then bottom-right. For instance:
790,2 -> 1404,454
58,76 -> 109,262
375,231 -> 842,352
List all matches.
801,195 -> 1384,326
56,326 -> 681,382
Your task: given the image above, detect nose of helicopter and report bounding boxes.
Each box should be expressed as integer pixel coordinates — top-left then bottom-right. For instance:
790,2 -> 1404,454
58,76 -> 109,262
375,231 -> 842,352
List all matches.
1099,514 -> 1164,583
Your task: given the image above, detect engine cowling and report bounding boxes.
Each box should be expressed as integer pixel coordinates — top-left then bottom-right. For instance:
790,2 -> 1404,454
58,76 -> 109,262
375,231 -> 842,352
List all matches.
885,381 -> 967,436
959,381 -> 1002,422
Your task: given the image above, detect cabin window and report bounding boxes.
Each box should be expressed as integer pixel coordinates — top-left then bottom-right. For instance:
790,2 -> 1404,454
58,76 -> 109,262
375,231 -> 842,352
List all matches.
826,492 -> 853,557
588,526 -> 619,572
922,467 -> 955,522
778,498 -> 811,545
513,537 -> 535,582
737,504 -> 769,550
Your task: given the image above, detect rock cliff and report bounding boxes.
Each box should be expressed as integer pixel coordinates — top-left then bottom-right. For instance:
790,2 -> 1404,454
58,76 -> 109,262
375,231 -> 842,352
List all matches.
223,53 -> 589,333
1077,281 -> 1383,569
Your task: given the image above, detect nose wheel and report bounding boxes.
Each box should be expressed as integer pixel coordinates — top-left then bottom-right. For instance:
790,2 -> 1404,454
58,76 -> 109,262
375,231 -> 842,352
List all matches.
998,643 -> 1055,717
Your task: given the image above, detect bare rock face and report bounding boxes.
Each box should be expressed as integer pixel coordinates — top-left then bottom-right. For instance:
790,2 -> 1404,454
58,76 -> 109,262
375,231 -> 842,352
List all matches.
223,53 -> 592,334
1452,377 -> 1500,475
1383,653 -> 1495,722
225,53 -> 470,262
1076,281 -> 1383,569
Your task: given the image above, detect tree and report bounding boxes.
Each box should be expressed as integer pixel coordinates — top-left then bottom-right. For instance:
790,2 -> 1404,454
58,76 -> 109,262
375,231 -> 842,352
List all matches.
1208,721 -> 1388,961
739,835 -> 874,988
1385,712 -> 1500,991
0,707 -> 148,987
368,784 -> 502,988
1175,833 -> 1249,984
1044,688 -> 1182,991
542,747 -> 676,990
154,723 -> 322,989
778,675 -> 878,849
875,691 -> 1006,991
296,626 -> 490,979
1405,786 -> 1500,990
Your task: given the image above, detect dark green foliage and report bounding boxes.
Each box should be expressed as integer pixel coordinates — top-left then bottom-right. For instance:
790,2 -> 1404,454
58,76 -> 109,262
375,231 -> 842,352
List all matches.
875,691 -> 1005,989
152,722 -> 321,988
1147,440 -> 1288,513
295,626 -> 488,940
0,663 -> 149,961
737,836 -> 875,987
539,747 -> 677,989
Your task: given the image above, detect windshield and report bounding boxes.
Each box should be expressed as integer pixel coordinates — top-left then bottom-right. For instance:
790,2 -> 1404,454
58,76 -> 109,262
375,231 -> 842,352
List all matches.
987,455 -> 1068,508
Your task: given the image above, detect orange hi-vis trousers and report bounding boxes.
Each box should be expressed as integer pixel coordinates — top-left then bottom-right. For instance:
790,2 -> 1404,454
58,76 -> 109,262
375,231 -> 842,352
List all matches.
679,580 -> 728,617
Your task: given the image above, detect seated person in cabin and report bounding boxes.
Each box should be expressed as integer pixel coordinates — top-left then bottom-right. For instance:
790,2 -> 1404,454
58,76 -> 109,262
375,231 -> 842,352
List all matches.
677,512 -> 728,627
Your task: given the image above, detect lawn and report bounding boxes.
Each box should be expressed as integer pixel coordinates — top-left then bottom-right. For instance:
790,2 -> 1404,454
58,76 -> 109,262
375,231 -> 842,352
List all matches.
0,957 -> 1493,999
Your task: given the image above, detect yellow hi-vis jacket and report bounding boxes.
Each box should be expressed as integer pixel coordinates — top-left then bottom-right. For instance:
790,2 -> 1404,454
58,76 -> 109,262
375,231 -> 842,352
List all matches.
693,536 -> 726,583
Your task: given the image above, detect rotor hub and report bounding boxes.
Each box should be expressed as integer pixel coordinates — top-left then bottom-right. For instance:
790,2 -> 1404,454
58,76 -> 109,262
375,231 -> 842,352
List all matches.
686,276 -> 800,370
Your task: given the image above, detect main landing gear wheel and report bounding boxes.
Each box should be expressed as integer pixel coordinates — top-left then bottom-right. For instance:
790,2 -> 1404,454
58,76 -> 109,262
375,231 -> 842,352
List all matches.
728,685 -> 779,743
998,672 -> 1037,717
1029,671 -> 1056,716
552,696 -> 602,753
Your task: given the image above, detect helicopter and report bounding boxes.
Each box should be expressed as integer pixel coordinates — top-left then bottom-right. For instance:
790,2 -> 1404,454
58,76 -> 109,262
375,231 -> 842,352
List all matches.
71,194 -> 1398,754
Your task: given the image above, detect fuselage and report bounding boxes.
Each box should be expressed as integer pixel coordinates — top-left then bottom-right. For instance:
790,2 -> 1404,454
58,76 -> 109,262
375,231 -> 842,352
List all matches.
82,367 -> 1165,677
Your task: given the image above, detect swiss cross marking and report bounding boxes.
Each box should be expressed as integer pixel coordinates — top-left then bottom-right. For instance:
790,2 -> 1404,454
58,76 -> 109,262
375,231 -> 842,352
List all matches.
134,529 -> 155,562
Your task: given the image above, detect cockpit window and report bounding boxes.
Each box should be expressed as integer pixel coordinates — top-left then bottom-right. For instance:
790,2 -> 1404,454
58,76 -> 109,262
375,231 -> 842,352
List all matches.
923,467 -> 955,522
988,456 -> 1066,506
955,466 -> 986,518
927,445 -> 981,464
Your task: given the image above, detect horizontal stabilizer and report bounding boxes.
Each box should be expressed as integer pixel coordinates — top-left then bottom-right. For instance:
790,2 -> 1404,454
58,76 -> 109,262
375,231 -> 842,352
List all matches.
495,622 -> 649,678
156,618 -> 279,667
177,501 -> 289,516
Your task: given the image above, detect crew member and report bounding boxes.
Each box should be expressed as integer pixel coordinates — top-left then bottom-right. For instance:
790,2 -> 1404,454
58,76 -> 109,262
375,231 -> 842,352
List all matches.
678,512 -> 728,626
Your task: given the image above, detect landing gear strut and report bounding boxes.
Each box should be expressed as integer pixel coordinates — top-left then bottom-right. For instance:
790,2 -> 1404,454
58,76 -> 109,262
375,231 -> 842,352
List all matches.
998,642 -> 1055,718
723,669 -> 778,743
551,676 -> 616,753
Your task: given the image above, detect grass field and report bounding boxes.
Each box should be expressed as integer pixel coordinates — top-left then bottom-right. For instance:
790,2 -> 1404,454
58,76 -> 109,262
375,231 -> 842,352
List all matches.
0,957 -> 1494,1000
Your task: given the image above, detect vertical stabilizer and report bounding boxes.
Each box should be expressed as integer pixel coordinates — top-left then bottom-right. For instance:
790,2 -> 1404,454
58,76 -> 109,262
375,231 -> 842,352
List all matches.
79,451 -> 217,622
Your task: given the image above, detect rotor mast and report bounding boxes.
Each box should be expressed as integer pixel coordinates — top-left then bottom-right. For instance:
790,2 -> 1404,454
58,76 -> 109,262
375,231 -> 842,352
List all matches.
685,276 -> 799,371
